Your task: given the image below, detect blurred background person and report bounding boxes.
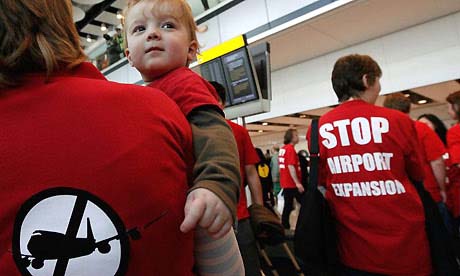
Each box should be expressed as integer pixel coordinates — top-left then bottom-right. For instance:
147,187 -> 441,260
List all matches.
418,114 -> 448,145
384,94 -> 450,232
446,91 -> 460,237
297,149 -> 310,190
103,33 -> 122,65
279,129 -> 303,230
256,148 -> 275,212
270,145 -> 281,197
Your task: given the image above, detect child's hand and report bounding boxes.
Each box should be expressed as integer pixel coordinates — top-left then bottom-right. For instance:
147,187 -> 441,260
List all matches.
180,188 -> 232,238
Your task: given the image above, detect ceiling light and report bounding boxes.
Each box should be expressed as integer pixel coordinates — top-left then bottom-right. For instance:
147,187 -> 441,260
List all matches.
100,23 -> 107,32
418,99 -> 427,104
86,35 -> 92,42
258,130 -> 264,133
116,11 -> 123,20
262,122 -> 269,126
404,94 -> 410,97
299,114 -> 307,118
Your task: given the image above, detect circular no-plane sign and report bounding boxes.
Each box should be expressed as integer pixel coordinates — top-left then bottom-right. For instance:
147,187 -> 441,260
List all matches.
12,187 -> 130,276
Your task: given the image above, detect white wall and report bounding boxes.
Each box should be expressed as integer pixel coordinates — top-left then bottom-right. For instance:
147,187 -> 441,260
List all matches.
245,11 -> 460,124
197,0 -> 325,51
103,4 -> 460,151
104,60 -> 143,84
106,0 -> 326,81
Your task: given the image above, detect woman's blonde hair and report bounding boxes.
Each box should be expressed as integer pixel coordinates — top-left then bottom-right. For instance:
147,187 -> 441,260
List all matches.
0,0 -> 87,88
123,0 -> 198,48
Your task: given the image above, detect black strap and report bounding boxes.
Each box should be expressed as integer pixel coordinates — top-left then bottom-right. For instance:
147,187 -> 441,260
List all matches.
308,119 -> 319,191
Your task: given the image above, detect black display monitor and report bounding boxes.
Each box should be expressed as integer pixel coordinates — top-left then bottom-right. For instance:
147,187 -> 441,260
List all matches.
249,43 -> 271,101
198,43 -> 270,118
221,48 -> 259,105
200,58 -> 230,106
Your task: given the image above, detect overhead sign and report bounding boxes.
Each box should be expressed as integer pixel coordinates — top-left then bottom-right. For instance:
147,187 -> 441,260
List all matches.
196,35 -> 246,64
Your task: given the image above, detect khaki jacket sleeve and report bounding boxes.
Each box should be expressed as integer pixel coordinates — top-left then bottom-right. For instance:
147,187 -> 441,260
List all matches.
188,107 -> 241,221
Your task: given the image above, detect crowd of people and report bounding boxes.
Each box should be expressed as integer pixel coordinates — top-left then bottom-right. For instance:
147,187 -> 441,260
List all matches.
1,0 -> 459,275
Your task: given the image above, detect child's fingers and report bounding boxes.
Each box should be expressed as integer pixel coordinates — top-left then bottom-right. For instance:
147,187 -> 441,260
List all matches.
209,221 -> 232,239
207,215 -> 225,234
198,203 -> 218,229
180,197 -> 205,233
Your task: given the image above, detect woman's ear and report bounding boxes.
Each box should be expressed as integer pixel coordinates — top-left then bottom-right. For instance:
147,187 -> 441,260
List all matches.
187,40 -> 198,63
362,74 -> 370,88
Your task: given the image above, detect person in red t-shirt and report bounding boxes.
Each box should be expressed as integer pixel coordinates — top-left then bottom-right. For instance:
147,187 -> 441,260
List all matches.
417,114 -> 460,224
0,1 -> 196,274
418,114 -> 448,145
211,81 -> 264,276
383,94 -> 447,203
446,91 -> 460,236
279,129 -> 304,229
384,94 -> 452,232
310,54 -> 432,275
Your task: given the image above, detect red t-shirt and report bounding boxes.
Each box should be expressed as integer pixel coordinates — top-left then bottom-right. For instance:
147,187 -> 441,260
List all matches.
447,123 -> 460,165
313,100 -> 431,275
0,63 -> 195,276
148,67 -> 222,117
227,120 -> 259,220
447,123 -> 460,217
415,121 -> 446,202
279,144 -> 301,189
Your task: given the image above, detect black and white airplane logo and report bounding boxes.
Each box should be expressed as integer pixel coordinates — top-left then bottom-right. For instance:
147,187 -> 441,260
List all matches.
11,187 -> 164,276
18,217 -> 142,271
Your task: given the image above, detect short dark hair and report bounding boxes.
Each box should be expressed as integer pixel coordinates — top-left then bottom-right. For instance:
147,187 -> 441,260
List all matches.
331,54 -> 382,102
209,81 -> 226,104
284,129 -> 297,145
446,91 -> 460,122
417,113 -> 447,145
383,93 -> 411,114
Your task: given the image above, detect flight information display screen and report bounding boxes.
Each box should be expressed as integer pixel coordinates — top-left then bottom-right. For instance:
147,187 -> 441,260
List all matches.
199,43 -> 271,115
221,48 -> 259,105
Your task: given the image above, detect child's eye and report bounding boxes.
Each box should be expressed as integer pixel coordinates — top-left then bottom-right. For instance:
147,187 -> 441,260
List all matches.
160,22 -> 175,29
132,25 -> 145,33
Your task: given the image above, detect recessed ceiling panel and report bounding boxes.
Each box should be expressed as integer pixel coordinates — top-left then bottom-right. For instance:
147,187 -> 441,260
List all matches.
81,24 -> 107,36
111,0 -> 127,10
95,11 -> 121,26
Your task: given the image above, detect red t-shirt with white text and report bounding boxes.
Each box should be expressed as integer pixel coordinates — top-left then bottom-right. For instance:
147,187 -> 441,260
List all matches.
314,100 -> 431,275
227,120 -> 259,220
279,144 -> 301,189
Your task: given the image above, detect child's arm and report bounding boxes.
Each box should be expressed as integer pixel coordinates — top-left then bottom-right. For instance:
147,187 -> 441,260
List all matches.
193,226 -> 244,276
180,107 -> 241,238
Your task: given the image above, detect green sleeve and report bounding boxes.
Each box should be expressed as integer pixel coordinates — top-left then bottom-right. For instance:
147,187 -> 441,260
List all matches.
188,107 -> 241,221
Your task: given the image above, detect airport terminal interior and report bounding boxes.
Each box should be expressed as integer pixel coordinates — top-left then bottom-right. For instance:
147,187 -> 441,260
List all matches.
16,0 -> 460,275
77,0 -> 460,152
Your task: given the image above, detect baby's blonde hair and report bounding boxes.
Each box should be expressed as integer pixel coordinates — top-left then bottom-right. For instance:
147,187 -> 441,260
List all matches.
124,0 -> 198,49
